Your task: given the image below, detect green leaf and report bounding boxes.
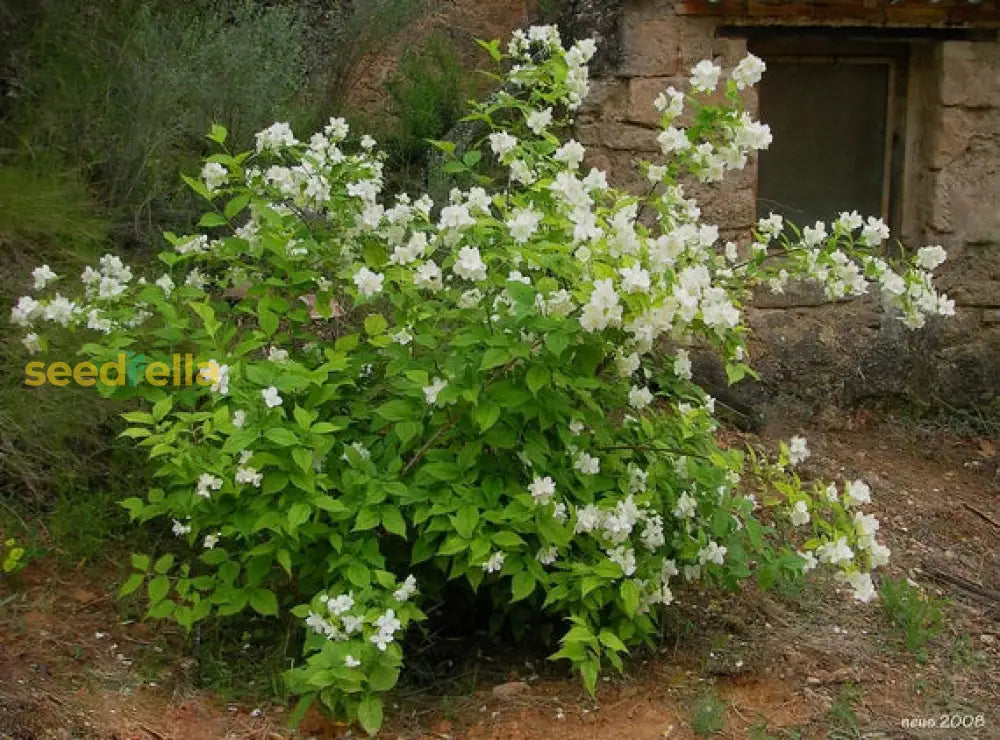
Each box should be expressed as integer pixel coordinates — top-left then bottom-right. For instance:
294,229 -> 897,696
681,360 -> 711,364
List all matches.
292,448 -> 313,473
224,192 -> 250,220
366,663 -> 400,692
277,548 -> 292,576
265,428 -> 299,446
147,599 -> 175,618
511,572 -> 535,602
198,212 -> 227,228
598,630 -> 628,653
395,420 -> 421,445
453,505 -> 478,539
463,150 -> 482,167
287,502 -> 311,531
620,580 -> 640,615
357,695 -> 383,736
364,314 -> 388,335
472,403 -> 500,432
207,123 -> 228,144
526,365 -> 550,394
480,347 -> 509,370
354,507 -> 380,531
381,506 -> 407,537
544,332 -> 570,358
153,554 -> 175,574
119,573 -> 144,597
249,588 -> 278,616
131,554 -> 151,571
580,660 -> 599,696
376,400 -> 417,423
147,575 -> 170,605
151,398 -> 172,422
258,306 -> 279,336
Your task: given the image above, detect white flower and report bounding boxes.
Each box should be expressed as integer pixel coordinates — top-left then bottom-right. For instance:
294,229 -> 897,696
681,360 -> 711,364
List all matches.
195,473 -> 223,499
203,532 -> 220,549
392,328 -> 413,345
414,260 -> 443,291
11,296 -> 41,326
867,540 -> 891,568
235,466 -> 263,487
554,139 -> 585,169
824,483 -> 839,502
619,264 -> 650,294
653,86 -> 684,117
453,246 -> 487,281
393,574 -> 418,602
489,131 -> 518,157
21,333 -> 41,354
657,127 -> 690,154
360,134 -> 376,150
353,267 -> 384,297
690,60 -> 721,92
836,210 -> 864,231
845,571 -> 877,603
860,216 -> 890,246
199,359 -> 229,395
482,551 -> 505,573
506,207 -> 542,244
32,265 -> 58,290
788,436 -> 810,465
818,537 -> 854,565
569,420 -> 585,435
328,593 -> 355,616
673,492 -> 697,519
698,541 -> 727,566
802,221 -> 828,247
608,546 -> 637,576
509,159 -> 536,185
673,349 -> 692,380
255,122 -> 298,153
457,288 -> 482,308
423,377 -> 447,405
628,385 -> 654,410
798,550 -> 818,572
268,347 -> 289,363
232,410 -> 246,428
789,500 -> 810,527
574,452 -> 600,475
916,245 -> 947,271
43,294 -> 77,327
155,274 -> 174,295
731,53 -> 766,90
526,107 -> 553,135
536,546 -> 558,565
845,479 -> 871,506
172,519 -> 191,536
528,475 -> 556,505
262,386 -> 283,408
344,655 -> 361,668
202,162 -> 227,193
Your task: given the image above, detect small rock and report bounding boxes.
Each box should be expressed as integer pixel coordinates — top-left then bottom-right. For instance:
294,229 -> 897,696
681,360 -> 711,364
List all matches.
981,634 -> 996,645
492,681 -> 530,698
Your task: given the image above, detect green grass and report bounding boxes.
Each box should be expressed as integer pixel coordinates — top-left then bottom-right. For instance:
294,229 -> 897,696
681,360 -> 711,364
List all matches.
826,683 -> 861,739
879,577 -> 946,661
691,689 -> 727,736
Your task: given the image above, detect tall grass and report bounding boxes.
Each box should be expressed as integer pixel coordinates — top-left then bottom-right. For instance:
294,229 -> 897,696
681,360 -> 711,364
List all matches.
5,0 -> 319,245
0,165 -> 138,511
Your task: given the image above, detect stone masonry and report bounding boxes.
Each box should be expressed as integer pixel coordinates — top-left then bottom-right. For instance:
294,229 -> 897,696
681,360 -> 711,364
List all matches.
564,0 -> 1000,422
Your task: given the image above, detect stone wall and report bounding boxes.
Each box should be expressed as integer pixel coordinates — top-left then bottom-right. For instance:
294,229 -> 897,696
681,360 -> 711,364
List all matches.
566,0 -> 1000,422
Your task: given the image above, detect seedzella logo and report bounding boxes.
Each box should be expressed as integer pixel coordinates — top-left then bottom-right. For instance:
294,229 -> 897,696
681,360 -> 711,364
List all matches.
24,352 -> 220,388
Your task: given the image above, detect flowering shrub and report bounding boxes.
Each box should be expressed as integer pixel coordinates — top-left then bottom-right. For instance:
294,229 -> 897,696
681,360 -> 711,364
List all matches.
10,26 -> 953,734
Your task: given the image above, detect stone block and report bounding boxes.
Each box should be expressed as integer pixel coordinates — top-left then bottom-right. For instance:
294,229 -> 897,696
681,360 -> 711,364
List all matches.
938,42 -> 1000,108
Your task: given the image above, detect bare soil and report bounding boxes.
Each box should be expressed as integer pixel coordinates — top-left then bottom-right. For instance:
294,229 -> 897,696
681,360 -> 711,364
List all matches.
2,414 -> 998,739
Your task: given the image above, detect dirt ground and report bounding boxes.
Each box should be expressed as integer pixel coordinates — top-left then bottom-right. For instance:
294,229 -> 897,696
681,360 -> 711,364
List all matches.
2,413 -> 998,739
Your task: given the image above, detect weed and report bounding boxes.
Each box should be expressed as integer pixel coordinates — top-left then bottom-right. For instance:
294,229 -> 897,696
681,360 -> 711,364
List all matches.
826,683 -> 861,739
879,577 -> 946,660
691,689 -> 727,736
